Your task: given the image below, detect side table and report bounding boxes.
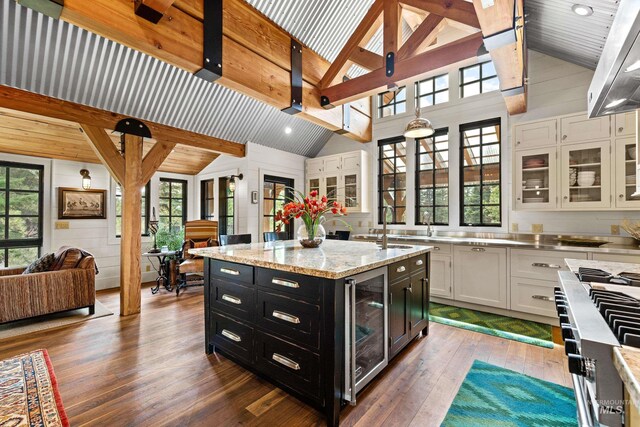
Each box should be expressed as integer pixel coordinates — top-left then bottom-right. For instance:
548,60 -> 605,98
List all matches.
144,251 -> 178,294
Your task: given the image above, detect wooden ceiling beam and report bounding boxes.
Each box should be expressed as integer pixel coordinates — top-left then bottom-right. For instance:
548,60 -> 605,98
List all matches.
319,0 -> 384,88
400,0 -> 480,28
383,0 -> 401,62
0,86 -> 246,157
321,32 -> 482,106
350,48 -> 384,71
397,13 -> 444,60
80,125 -> 125,184
135,0 -> 177,23
141,140 -> 176,184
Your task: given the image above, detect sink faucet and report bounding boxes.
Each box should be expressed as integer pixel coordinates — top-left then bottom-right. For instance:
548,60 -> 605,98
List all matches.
423,211 -> 433,237
381,205 -> 394,249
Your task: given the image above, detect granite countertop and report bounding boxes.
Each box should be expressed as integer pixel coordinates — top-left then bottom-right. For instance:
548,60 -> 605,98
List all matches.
614,346 -> 640,411
565,259 -> 640,276
189,240 -> 432,280
354,234 -> 640,255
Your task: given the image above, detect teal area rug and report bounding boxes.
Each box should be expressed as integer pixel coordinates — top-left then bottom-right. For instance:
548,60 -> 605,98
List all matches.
442,360 -> 577,427
429,302 -> 554,349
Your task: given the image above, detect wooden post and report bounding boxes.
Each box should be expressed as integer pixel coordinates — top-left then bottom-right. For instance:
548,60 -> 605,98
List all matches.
120,134 -> 143,316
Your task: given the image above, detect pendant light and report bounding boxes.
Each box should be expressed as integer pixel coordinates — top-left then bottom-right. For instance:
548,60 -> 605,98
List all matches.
404,108 -> 435,139
79,169 -> 92,190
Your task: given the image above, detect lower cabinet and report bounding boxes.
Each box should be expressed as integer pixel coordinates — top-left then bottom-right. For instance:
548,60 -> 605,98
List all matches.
453,246 -> 508,309
430,254 -> 452,298
510,277 -> 557,317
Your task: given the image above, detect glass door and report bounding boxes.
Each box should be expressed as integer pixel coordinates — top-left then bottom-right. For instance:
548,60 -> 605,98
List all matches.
307,176 -> 320,195
343,172 -> 360,211
515,148 -> 556,210
615,137 -> 639,208
325,175 -> 339,204
560,141 -> 611,209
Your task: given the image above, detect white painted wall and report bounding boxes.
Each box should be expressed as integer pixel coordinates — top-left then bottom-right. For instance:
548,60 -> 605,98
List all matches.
315,50 -> 640,236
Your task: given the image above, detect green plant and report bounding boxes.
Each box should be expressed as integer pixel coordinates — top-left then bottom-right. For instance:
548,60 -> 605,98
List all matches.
155,226 -> 185,251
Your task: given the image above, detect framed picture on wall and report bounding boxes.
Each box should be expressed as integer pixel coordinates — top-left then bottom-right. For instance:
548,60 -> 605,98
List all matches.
58,187 -> 107,219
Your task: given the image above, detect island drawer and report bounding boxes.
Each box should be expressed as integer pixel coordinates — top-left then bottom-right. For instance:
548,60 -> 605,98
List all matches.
211,312 -> 253,364
211,279 -> 255,321
256,268 -> 322,301
256,291 -> 320,349
254,331 -> 321,402
210,260 -> 254,285
410,253 -> 428,275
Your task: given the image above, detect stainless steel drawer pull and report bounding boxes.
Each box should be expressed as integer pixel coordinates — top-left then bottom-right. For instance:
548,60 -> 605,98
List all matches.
471,248 -> 485,252
531,295 -> 554,302
272,310 -> 301,324
220,268 -> 240,276
415,259 -> 424,266
272,353 -> 301,370
272,278 -> 300,288
221,294 -> 242,305
433,246 -> 440,251
396,266 -> 406,273
221,329 -> 241,342
532,263 -> 561,269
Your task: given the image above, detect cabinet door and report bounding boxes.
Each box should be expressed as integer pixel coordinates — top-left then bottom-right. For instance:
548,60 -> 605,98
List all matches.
306,158 -> 324,174
510,277 -> 557,318
615,112 -> 636,137
453,246 -> 507,309
560,140 -> 611,209
389,278 -> 410,357
514,148 -> 557,210
324,156 -> 341,172
560,113 -> 611,144
307,175 -> 321,195
341,152 -> 362,171
342,171 -> 361,211
614,137 -> 639,208
409,271 -> 428,333
325,175 -> 339,204
429,254 -> 452,298
514,119 -> 557,149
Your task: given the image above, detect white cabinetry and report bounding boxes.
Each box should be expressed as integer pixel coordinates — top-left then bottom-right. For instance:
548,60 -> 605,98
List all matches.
514,147 -> 557,210
560,113 -> 611,144
615,112 -> 636,137
453,246 -> 507,309
614,136 -> 637,208
514,119 -> 557,149
429,244 -> 452,298
560,140 -> 611,209
305,150 -> 370,213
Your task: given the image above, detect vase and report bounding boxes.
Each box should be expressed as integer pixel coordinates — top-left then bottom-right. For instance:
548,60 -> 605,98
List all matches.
297,223 -> 326,248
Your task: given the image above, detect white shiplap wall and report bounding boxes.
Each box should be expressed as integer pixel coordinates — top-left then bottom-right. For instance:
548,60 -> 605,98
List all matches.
317,50 -> 640,236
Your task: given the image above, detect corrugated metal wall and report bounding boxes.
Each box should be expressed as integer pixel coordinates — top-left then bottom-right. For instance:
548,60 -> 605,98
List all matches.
0,0 -> 333,157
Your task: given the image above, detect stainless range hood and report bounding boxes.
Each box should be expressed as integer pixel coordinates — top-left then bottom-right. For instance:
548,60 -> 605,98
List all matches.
588,0 -> 640,118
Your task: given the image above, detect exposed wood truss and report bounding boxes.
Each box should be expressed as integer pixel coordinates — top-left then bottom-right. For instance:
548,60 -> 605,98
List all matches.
56,0 -> 372,142
471,0 -> 527,114
319,0 -> 483,108
80,125 -> 126,184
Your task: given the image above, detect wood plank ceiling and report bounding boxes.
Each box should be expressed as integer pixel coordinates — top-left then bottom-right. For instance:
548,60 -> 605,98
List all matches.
0,108 -> 218,175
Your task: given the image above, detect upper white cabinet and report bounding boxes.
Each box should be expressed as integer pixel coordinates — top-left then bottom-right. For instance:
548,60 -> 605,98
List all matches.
514,147 -> 558,210
560,113 -> 611,144
453,246 -> 507,309
514,119 -> 557,149
614,136 -> 637,208
560,140 -> 611,209
615,111 -> 636,137
305,150 -> 371,213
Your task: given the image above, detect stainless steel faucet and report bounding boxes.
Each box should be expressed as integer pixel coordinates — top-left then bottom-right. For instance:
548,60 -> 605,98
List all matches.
381,205 -> 394,249
423,211 -> 433,237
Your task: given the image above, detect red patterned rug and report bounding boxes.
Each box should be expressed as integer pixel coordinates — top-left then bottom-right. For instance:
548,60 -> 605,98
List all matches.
0,349 -> 69,427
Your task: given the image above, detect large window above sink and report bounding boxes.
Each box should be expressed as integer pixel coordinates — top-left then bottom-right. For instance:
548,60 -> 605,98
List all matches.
415,129 -> 449,226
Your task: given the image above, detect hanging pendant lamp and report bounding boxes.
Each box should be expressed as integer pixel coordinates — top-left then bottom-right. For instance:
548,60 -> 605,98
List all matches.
403,108 -> 435,138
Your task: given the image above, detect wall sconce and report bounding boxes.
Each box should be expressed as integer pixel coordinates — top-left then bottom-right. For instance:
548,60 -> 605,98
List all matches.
228,173 -> 243,192
80,169 -> 92,190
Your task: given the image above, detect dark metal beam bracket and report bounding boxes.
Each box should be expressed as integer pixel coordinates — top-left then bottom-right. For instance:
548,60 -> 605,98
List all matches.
134,0 -> 163,24
282,39 -> 303,115
116,118 -> 152,155
195,0 -> 223,82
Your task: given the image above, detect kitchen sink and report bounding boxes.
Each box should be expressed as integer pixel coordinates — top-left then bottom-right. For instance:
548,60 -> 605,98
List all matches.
376,244 -> 413,250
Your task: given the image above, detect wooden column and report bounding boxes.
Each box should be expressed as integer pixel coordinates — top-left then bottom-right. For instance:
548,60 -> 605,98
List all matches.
120,134 -> 143,316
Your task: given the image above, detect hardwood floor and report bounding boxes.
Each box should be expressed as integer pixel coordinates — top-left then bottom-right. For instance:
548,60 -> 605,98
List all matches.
0,285 -> 571,426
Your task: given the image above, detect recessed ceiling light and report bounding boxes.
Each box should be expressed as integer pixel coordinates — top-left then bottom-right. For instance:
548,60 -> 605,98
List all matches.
625,60 -> 640,72
572,4 -> 594,16
284,127 -> 292,134
605,98 -> 627,109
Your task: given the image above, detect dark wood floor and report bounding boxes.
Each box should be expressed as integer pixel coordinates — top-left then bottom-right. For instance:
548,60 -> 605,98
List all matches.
0,285 -> 571,426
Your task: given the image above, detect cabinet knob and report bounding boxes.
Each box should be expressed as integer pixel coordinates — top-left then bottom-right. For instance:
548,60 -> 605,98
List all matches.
564,196 -> 568,200
471,247 -> 485,252
619,194 -> 625,199
516,141 -> 521,145
516,197 -> 521,201
619,127 -> 624,133
562,135 -> 567,140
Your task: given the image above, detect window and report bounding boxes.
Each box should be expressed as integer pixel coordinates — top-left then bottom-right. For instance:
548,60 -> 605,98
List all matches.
460,119 -> 501,226
415,74 -> 449,109
115,182 -> 150,237
159,178 -> 187,232
416,129 -> 449,225
378,137 -> 407,224
200,179 -> 215,220
459,61 -> 499,98
377,86 -> 406,118
0,162 -> 44,267
263,175 -> 294,238
218,178 -> 234,236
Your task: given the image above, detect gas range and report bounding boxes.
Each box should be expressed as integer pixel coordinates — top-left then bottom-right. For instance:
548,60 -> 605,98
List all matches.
556,270 -> 632,427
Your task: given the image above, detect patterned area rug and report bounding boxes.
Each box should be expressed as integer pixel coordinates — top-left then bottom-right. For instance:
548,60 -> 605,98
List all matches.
0,349 -> 69,427
442,360 -> 577,426
429,302 -> 554,348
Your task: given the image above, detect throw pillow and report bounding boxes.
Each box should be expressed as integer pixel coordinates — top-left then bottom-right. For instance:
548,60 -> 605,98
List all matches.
23,253 -> 56,274
51,247 -> 83,271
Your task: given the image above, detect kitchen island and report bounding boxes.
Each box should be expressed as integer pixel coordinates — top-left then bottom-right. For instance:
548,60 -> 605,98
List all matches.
190,240 -> 432,426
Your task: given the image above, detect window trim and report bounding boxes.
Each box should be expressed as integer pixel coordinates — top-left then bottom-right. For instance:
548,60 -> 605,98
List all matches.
159,178 -> 188,230
459,61 -> 498,98
218,177 -> 234,236
0,161 -> 44,267
415,73 -> 449,109
377,86 -> 407,119
115,181 -> 151,238
263,175 -> 294,239
378,136 -> 407,225
200,179 -> 215,220
459,118 -> 502,227
415,128 -> 449,226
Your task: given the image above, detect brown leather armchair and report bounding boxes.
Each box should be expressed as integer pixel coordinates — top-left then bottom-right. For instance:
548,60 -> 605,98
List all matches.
177,220 -> 218,295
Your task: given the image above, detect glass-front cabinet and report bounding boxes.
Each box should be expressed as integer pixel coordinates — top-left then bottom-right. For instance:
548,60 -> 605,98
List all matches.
560,141 -> 611,209
514,148 -> 557,210
342,172 -> 361,211
615,137 -> 638,208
